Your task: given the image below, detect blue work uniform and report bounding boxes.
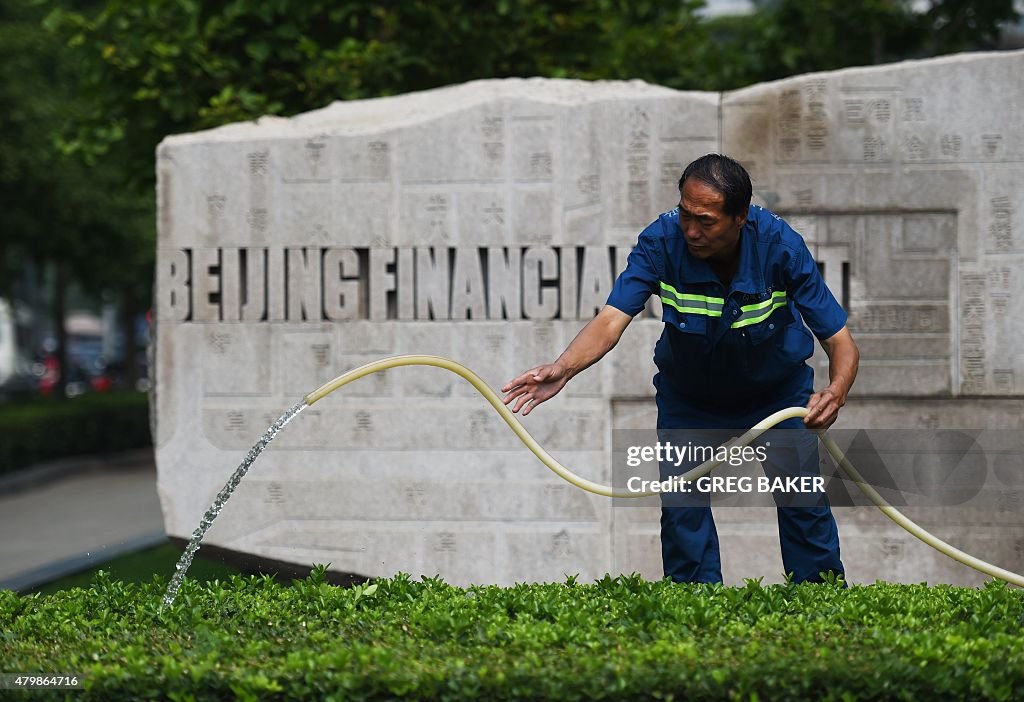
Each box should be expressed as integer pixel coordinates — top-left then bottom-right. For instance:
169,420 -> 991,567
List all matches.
607,204 -> 846,584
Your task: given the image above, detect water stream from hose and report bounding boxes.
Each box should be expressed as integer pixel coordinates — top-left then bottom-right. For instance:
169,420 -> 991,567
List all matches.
161,401 -> 307,608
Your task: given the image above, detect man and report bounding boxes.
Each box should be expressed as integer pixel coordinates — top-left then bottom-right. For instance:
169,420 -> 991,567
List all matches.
501,153 -> 859,584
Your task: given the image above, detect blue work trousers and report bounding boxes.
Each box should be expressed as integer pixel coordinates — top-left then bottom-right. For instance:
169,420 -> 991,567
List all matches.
656,393 -> 845,585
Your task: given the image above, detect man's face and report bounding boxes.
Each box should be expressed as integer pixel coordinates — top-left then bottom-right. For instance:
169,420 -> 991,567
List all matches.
677,178 -> 746,261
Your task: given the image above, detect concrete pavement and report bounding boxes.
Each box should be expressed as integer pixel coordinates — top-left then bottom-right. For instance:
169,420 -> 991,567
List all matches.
0,450 -> 166,591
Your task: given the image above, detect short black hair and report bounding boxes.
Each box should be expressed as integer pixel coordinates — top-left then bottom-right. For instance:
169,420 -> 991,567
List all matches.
677,154 -> 752,218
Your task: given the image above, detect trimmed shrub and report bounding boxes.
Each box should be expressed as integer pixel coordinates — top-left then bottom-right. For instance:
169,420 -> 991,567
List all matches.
0,391 -> 150,475
2,571 -> 1023,700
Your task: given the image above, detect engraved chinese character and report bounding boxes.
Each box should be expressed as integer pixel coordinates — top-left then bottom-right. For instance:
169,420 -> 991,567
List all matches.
310,223 -> 329,243
993,296 -> 1009,320
311,343 -> 330,367
844,99 -> 865,123
940,133 -> 962,158
305,139 -> 326,174
263,482 -> 285,504
630,106 -> 650,127
577,174 -> 600,195
529,152 -> 553,177
404,484 -> 427,508
355,410 -> 373,432
794,189 -> 813,207
483,142 -> 504,160
862,136 -> 886,161
870,99 -> 891,122
990,196 -> 1013,251
486,334 -> 505,352
779,137 -> 800,158
902,98 -> 925,121
208,333 -> 231,353
994,369 -> 1015,391
247,208 -> 268,233
628,182 -> 649,205
484,201 -> 505,226
247,151 -> 269,177
981,134 -> 1002,157
661,161 -> 682,185
226,411 -> 245,431
427,195 -> 448,235
481,116 -> 503,139
780,90 -> 801,133
905,135 -> 927,160
881,538 -> 903,557
367,140 -> 389,178
988,267 -> 1011,290
807,125 -> 828,151
805,79 -> 827,99
469,409 -> 490,441
206,194 -> 226,219
997,490 -> 1019,512
551,530 -> 572,557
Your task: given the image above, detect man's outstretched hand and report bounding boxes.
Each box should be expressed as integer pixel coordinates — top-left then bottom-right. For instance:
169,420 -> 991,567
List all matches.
501,363 -> 571,416
500,306 -> 632,416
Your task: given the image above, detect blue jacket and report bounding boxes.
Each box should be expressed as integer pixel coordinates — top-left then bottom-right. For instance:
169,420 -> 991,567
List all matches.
607,205 -> 847,410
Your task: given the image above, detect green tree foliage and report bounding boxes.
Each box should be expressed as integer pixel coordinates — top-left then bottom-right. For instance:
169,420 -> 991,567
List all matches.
0,0 -> 146,290
47,0 -> 714,189
734,0 -> 1021,84
47,0 -> 1020,191
0,0 -> 75,293
1,0 -> 152,397
920,0 -> 1021,54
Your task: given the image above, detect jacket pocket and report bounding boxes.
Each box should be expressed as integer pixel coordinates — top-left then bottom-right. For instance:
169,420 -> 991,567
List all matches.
744,304 -> 794,345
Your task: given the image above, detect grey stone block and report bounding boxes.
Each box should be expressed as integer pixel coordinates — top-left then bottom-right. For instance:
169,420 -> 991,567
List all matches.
157,58 -> 1024,587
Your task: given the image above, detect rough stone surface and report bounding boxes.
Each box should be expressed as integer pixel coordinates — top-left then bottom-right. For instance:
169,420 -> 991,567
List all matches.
156,53 -> 1024,586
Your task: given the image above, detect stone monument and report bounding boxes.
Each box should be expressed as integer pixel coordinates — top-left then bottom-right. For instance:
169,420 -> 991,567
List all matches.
155,50 -> 1024,586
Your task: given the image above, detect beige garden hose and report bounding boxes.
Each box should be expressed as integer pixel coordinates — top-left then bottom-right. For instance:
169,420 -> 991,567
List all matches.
304,354 -> 1024,588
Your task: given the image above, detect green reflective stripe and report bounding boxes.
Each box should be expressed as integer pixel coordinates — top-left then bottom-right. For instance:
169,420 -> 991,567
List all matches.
732,291 -> 788,328
660,296 -> 723,316
731,301 -> 788,328
739,291 -> 787,312
658,281 -> 724,306
659,283 -> 788,327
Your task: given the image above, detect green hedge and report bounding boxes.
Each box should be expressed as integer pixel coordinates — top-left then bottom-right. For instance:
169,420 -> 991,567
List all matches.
0,391 -> 151,476
2,571 -> 1023,700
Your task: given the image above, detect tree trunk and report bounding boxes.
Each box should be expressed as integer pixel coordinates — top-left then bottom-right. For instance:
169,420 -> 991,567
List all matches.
121,285 -> 139,389
0,240 -> 8,298
53,261 -> 68,400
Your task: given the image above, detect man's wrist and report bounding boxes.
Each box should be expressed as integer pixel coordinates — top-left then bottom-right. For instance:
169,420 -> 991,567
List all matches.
824,382 -> 848,405
550,359 -> 573,380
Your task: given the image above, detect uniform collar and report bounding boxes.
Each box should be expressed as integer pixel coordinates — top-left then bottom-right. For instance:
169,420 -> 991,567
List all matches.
678,220 -> 764,294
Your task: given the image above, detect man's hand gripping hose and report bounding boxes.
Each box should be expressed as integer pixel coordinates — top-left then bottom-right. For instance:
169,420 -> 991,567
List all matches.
304,354 -> 1024,588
